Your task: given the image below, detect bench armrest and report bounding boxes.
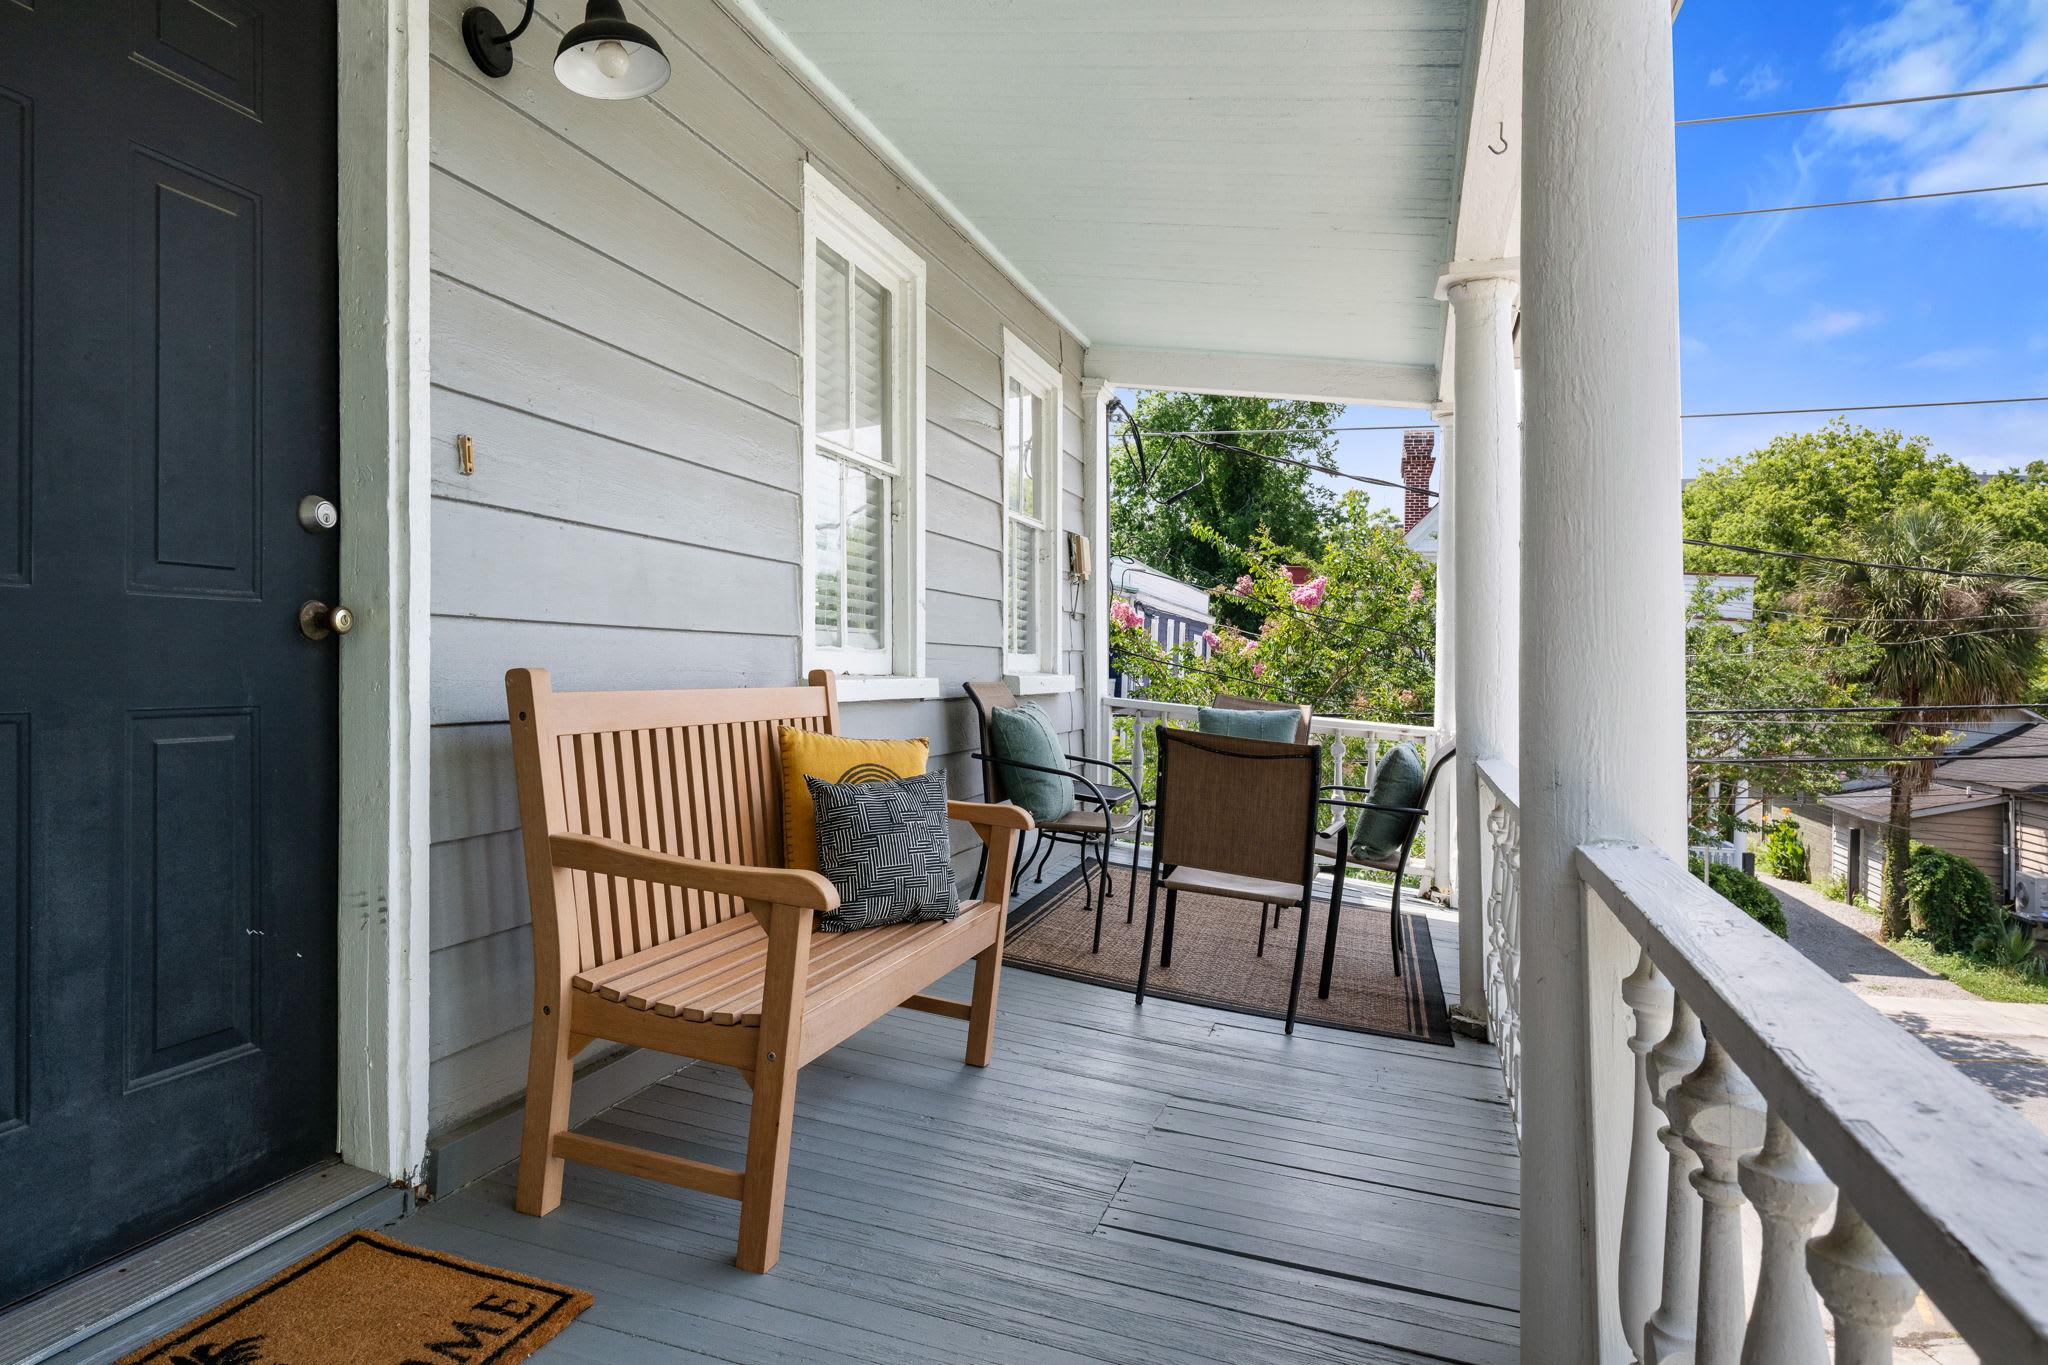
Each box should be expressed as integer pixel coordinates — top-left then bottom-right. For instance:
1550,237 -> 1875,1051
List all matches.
548,833 -> 840,913
947,799 -> 1035,834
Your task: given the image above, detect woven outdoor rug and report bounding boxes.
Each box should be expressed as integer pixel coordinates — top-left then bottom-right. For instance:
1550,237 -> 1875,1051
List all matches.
115,1230 -> 590,1365
1006,867 -> 1454,1044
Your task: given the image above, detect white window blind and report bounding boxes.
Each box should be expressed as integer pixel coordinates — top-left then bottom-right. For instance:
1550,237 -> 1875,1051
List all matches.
802,168 -> 926,681
1002,335 -> 1061,674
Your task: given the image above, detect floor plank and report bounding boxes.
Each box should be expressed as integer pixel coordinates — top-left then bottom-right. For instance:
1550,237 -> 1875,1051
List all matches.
395,964 -> 1519,1363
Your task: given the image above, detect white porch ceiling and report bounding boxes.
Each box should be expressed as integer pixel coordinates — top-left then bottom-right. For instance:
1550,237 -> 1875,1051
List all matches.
741,0 -> 1480,399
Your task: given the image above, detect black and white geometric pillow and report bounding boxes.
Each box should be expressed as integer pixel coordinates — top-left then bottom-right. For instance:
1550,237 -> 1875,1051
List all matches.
806,771 -> 960,932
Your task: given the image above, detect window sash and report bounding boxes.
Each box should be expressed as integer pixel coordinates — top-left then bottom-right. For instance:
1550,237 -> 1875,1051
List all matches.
1002,358 -> 1056,670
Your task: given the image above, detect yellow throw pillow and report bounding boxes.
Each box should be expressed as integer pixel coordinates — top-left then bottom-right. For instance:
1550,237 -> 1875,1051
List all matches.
777,728 -> 930,870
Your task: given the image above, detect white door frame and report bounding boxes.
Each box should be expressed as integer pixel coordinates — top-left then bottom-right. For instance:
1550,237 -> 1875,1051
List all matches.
334,0 -> 432,1185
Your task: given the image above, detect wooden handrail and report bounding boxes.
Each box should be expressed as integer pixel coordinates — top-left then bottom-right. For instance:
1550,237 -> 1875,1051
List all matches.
549,833 -> 841,912
1578,840 -> 2048,1360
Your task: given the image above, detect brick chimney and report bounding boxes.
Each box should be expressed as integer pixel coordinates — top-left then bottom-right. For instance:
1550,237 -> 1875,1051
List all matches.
1401,430 -> 1435,532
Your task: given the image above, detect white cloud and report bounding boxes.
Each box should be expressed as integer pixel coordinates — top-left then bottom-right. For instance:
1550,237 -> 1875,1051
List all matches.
1707,67 -> 1730,87
1906,345 -> 1996,368
1738,64 -> 1787,100
1791,307 -> 1879,340
1822,0 -> 2048,229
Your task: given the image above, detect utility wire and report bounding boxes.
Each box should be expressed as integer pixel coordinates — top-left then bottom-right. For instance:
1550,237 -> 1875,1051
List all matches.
1685,537 -> 2048,584
1681,180 -> 2048,220
1691,751 -> 2024,766
1677,79 -> 2048,126
1146,424 -> 1437,437
1690,621 -> 2048,661
1683,394 -> 2048,418
1691,702 -> 2048,716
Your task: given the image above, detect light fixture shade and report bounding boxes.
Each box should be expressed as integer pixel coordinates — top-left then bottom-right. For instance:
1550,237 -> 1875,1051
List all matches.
555,0 -> 670,100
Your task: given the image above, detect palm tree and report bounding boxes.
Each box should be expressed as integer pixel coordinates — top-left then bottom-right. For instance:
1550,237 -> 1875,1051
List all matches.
1805,505 -> 2048,939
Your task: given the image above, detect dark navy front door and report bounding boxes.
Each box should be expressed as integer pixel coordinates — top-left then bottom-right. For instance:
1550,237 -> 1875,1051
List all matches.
0,0 -> 340,1306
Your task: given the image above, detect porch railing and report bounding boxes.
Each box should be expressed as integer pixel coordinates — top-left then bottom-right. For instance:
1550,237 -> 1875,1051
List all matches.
1475,757 -> 1521,1132
1101,696 -> 1441,880
1561,841 -> 2048,1361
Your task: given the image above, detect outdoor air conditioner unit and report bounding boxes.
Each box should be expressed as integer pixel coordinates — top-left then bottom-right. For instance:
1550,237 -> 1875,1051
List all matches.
2012,872 -> 2048,924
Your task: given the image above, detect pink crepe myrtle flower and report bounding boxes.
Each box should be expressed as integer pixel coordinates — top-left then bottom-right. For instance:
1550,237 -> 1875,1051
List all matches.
1242,638 -> 1260,655
1408,583 -> 1426,602
1109,598 -> 1144,631
1201,629 -> 1222,651
1290,576 -> 1327,609
1398,689 -> 1418,706
1251,662 -> 1267,678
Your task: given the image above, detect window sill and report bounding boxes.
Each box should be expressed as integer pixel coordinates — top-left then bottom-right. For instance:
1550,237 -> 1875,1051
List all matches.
1004,672 -> 1077,697
833,675 -> 944,703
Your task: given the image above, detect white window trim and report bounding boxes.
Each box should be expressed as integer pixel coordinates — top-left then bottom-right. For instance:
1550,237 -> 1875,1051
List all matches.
800,163 -> 928,681
1001,329 -> 1063,678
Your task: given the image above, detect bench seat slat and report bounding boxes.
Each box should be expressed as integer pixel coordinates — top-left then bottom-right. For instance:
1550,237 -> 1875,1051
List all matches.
570,901 -> 1002,1029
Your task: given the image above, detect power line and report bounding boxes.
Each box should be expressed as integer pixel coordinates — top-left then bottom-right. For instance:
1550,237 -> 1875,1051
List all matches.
1145,424 -> 1437,437
1690,620 -> 2048,661
1677,79 -> 2048,126
1685,537 -> 2048,584
1682,394 -> 2048,418
1681,179 -> 2048,220
1690,702 -> 2048,716
1691,751 -> 2024,766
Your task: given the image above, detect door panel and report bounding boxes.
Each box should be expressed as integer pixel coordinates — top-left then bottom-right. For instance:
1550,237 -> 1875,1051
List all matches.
0,0 -> 338,1307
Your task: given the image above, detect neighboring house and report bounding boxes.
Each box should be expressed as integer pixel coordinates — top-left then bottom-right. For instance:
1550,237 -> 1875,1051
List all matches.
1801,718 -> 2048,906
1108,556 -> 1214,694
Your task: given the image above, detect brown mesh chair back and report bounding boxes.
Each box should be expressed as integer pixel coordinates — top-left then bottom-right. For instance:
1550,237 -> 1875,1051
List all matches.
962,679 -> 1021,804
1210,692 -> 1312,744
1151,726 -> 1320,891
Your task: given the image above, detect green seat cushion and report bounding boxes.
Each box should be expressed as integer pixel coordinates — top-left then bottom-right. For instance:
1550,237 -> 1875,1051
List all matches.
1353,743 -> 1425,863
988,701 -> 1076,824
1196,705 -> 1301,743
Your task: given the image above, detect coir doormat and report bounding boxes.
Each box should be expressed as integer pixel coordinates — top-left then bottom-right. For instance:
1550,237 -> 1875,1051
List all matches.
115,1229 -> 591,1365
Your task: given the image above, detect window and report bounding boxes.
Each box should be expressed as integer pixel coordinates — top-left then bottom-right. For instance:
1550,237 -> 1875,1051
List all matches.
802,167 -> 927,684
1002,332 -> 1062,677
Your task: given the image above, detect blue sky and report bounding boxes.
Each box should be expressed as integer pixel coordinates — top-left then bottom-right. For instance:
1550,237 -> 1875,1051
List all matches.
1327,0 -> 2048,518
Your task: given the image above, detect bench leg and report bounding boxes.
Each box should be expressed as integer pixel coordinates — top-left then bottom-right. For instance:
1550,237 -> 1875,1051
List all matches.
967,940 -> 1003,1067
515,989 -> 576,1218
736,1055 -> 798,1273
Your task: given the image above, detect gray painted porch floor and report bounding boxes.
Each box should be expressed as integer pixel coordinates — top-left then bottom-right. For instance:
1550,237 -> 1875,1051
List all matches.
394,941 -> 1519,1364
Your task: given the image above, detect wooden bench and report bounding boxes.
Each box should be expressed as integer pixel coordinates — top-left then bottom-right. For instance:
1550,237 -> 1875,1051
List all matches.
505,668 -> 1032,1272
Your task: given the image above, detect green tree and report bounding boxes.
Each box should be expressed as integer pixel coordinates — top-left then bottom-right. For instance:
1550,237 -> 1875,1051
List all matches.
1110,493 -> 1435,721
1977,461 -> 2048,571
1683,421 -> 1984,602
1109,392 -> 1343,628
1804,505 -> 2048,939
1685,583 -> 1890,846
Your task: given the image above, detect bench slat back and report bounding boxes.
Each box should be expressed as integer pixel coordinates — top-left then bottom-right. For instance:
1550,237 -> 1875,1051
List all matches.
507,669 -> 840,974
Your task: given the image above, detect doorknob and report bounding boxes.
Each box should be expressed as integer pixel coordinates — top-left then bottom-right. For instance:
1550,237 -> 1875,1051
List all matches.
298,600 -> 356,640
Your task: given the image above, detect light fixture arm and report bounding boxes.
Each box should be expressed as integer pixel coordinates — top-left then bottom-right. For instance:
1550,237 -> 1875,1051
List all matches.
462,0 -> 538,80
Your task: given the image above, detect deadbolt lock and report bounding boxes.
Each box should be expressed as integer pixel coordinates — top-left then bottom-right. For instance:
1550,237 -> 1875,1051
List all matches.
298,495 -> 340,533
298,601 -> 356,640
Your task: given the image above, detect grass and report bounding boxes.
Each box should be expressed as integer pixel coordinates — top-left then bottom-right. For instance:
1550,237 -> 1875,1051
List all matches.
1809,887 -> 2048,1004
1882,935 -> 2048,1006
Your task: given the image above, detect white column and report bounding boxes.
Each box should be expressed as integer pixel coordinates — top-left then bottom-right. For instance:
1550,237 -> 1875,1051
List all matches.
1079,377 -> 1114,762
1442,266 -> 1520,1028
1520,0 -> 1689,1357
1430,406 -> 1457,909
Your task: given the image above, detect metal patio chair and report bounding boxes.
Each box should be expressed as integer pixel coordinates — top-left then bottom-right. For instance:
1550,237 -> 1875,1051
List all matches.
1137,725 -> 1323,1033
964,681 -> 1144,951
1314,745 -> 1457,994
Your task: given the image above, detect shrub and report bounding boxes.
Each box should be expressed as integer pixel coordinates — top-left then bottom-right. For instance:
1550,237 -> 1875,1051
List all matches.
1757,820 -> 1808,881
1903,844 -> 2004,954
1689,857 -> 1790,938
1971,916 -> 2048,980
1816,872 -> 1850,903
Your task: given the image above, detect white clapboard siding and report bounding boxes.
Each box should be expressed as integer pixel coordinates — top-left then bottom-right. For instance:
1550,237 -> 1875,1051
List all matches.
424,0 -> 1088,1137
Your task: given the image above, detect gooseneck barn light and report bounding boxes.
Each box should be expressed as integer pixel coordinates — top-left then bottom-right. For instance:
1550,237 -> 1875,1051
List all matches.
462,0 -> 672,100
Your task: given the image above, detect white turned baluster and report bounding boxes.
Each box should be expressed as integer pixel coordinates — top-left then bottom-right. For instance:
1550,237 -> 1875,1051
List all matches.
1738,1112 -> 1833,1365
1643,1001 -> 1707,1365
1673,1035 -> 1768,1365
1620,950 -> 1675,1357
1808,1200 -> 1918,1365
